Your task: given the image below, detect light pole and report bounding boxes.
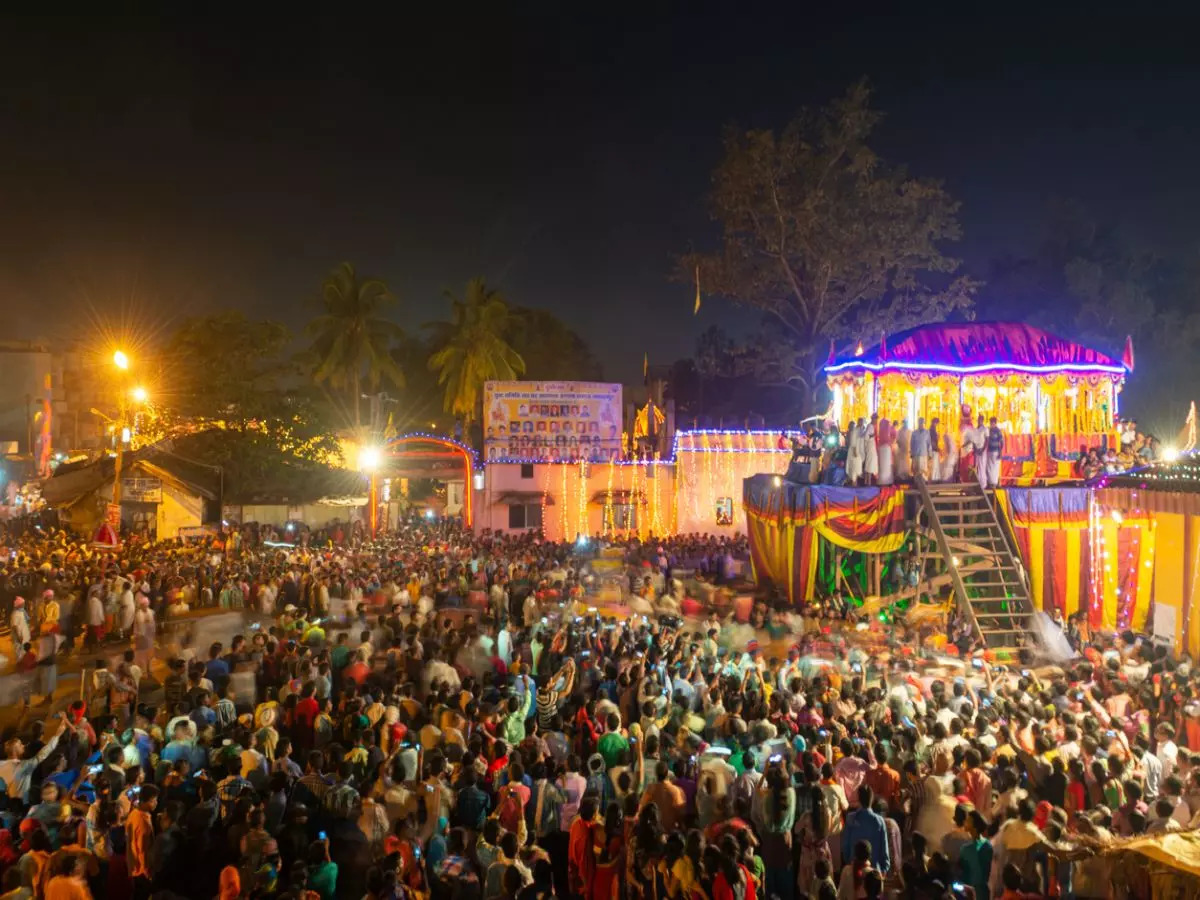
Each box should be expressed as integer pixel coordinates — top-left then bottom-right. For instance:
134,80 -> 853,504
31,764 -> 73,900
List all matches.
108,354 -> 149,520
358,445 -> 382,537
111,351 -> 130,512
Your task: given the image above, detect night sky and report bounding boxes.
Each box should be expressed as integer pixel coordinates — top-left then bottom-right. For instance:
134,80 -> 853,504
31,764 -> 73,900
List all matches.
2,6 -> 1198,380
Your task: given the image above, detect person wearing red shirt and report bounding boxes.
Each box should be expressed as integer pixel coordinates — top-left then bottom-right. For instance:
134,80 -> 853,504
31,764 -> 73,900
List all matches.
343,651 -> 370,686
713,853 -> 757,900
293,683 -> 319,753
959,748 -> 993,813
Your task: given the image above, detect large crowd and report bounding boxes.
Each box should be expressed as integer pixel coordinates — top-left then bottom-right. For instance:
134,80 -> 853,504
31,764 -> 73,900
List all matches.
0,517 -> 1192,900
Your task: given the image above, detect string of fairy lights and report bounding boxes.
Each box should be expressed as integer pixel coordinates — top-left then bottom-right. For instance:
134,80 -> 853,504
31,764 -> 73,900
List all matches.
506,429 -> 788,540
1084,491 -> 1156,631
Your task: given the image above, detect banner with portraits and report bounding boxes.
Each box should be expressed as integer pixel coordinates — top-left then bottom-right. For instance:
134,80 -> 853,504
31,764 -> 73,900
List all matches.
483,381 -> 623,462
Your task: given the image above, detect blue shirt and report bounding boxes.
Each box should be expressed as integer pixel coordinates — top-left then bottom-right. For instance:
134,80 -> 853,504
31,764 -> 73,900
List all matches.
205,657 -> 230,683
190,706 -> 217,729
910,429 -> 931,458
842,807 -> 891,873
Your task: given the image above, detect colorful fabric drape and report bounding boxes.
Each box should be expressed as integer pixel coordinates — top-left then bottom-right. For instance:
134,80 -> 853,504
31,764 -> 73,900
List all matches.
743,476 -> 908,603
995,487 -> 1155,632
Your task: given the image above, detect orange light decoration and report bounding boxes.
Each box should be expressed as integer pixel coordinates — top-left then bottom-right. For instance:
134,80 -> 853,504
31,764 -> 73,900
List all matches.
560,462 -> 569,539
651,456 -> 662,536
577,460 -> 587,538
377,434 -> 476,529
604,461 -> 615,535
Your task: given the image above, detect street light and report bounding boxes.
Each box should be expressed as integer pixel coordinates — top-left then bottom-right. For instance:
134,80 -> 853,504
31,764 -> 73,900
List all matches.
358,445 -> 383,537
131,386 -> 148,404
109,350 -> 134,534
358,446 -> 382,472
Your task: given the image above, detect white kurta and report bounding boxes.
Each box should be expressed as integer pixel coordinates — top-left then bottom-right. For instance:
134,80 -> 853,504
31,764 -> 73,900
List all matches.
940,430 -> 959,482
845,426 -> 863,483
863,422 -> 879,477
878,442 -> 895,486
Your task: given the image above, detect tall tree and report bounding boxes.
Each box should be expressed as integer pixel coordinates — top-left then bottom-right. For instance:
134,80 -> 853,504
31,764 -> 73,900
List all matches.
149,314 -> 342,469
305,262 -> 405,431
681,81 -> 976,414
426,278 -> 526,427
159,312 -> 292,424
505,306 -> 603,381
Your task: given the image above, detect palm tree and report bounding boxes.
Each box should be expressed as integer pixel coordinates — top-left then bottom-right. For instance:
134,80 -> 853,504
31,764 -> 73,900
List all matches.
306,262 -> 405,430
427,278 -> 526,429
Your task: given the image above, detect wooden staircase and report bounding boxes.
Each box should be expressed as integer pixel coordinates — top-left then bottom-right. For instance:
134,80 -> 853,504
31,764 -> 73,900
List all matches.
912,476 -> 1038,657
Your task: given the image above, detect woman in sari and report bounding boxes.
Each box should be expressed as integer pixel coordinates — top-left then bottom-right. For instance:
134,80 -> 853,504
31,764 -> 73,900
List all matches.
795,784 -> 832,895
590,802 -> 626,900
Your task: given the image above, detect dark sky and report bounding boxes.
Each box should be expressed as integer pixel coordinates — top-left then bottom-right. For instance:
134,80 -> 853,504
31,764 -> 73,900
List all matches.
2,5 -> 1199,381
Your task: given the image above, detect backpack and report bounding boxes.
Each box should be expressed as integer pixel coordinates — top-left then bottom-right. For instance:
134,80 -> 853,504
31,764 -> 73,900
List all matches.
494,784 -> 524,834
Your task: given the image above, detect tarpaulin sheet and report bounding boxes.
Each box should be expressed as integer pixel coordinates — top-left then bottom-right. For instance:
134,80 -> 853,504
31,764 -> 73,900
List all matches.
743,476 -> 908,603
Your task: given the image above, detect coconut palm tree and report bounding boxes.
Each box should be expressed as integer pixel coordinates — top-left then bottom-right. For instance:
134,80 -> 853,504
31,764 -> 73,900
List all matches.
306,262 -> 405,430
427,278 -> 525,429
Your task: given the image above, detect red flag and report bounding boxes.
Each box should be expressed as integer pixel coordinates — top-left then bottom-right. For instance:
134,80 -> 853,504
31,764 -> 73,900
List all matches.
1122,335 -> 1135,371
826,339 -> 836,365
880,331 -> 888,361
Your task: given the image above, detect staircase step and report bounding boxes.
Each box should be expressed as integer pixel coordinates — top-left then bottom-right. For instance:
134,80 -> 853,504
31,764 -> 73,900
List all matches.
912,474 -> 1039,654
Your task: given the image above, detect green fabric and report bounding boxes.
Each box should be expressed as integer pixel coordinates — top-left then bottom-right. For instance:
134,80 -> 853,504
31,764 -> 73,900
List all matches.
598,732 -> 630,770
308,861 -> 338,900
500,686 -> 534,746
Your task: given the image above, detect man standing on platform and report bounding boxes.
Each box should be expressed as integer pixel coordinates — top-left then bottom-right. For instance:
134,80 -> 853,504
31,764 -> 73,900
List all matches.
965,413 -> 987,489
910,418 -> 931,480
985,417 -> 1004,488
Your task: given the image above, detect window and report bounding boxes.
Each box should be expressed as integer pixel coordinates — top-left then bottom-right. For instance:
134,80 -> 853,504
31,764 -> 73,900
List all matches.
508,503 -> 543,529
520,464 -> 534,479
612,504 -> 638,531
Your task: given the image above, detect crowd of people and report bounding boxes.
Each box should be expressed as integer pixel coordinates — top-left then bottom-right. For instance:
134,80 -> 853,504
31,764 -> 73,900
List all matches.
0,517 -> 1192,900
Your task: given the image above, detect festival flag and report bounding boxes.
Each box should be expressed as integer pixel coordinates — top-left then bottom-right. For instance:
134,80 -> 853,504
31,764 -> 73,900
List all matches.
1122,335 -> 1135,371
826,339 -> 836,365
693,264 -> 701,315
880,331 -> 888,361
643,352 -> 648,379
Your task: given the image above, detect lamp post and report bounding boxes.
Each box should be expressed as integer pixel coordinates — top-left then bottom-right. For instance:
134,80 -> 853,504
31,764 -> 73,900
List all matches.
111,351 -> 130,511
108,354 -> 148,517
358,445 -> 382,538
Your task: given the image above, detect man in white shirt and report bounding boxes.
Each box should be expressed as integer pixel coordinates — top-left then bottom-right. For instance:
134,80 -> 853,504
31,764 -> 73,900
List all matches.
0,715 -> 67,801
1156,722 -> 1180,780
496,623 -> 514,667
1136,737 -> 1163,801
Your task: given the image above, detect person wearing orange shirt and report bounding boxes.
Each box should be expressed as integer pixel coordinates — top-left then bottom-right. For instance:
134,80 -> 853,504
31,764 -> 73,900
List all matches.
43,852 -> 93,900
863,743 -> 902,816
568,795 -> 603,896
125,784 -> 159,897
639,761 -> 687,832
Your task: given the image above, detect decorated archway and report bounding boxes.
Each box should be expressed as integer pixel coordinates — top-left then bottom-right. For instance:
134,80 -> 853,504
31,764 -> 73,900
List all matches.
368,433 -> 479,532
